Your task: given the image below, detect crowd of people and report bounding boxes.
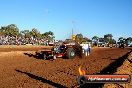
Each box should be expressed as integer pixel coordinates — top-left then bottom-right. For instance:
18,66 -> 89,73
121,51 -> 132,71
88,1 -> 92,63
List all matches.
0,35 -> 91,57
0,35 -> 49,45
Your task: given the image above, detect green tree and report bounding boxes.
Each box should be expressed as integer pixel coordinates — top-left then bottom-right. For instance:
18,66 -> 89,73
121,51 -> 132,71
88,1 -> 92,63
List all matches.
82,37 -> 91,43
118,37 -> 124,42
112,39 -> 116,44
118,37 -> 126,45
0,26 -> 6,36
30,28 -> 40,38
92,36 -> 99,41
92,36 -> 99,46
0,24 -> 19,41
20,30 -> 32,38
6,24 -> 19,37
42,31 -> 55,41
75,33 -> 83,44
104,34 -> 113,44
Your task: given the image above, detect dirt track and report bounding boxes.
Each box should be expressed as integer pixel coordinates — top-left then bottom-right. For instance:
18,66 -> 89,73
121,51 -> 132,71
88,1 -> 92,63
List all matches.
0,46 -> 131,88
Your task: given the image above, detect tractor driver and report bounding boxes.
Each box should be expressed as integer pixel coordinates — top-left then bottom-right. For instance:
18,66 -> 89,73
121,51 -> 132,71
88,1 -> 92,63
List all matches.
59,43 -> 66,53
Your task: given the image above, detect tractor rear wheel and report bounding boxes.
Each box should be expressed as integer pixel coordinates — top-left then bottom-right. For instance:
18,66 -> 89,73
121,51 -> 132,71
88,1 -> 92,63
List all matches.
66,48 -> 75,59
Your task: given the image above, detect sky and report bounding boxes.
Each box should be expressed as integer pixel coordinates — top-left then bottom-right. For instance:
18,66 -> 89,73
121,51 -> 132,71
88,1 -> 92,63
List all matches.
0,0 -> 132,40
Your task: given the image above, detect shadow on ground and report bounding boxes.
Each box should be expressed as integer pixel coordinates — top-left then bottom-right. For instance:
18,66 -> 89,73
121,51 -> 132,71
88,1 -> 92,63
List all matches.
79,50 -> 132,88
24,52 -> 82,60
24,52 -> 44,59
15,69 -> 67,88
24,51 -> 55,60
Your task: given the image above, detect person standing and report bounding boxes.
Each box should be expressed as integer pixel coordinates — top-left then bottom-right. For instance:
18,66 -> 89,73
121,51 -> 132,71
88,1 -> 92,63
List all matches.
80,43 -> 89,56
88,43 -> 91,54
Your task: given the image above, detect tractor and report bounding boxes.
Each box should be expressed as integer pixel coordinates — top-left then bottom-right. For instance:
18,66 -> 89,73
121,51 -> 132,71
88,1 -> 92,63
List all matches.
39,41 -> 82,60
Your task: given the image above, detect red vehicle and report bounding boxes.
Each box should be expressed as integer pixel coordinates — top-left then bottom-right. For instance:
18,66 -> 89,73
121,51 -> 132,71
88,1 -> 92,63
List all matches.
38,41 -> 82,60
40,44 -> 76,59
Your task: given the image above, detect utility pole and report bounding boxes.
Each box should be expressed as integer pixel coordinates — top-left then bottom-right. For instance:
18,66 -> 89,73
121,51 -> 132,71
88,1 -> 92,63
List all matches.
72,28 -> 73,37
72,21 -> 75,39
72,21 -> 76,40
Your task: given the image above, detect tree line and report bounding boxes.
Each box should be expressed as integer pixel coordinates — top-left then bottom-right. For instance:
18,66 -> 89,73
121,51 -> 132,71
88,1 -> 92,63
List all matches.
0,24 -> 132,46
75,33 -> 132,46
0,24 -> 55,41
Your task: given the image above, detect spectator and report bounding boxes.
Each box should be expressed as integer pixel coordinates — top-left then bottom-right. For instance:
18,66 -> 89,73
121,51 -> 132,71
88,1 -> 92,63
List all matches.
88,43 -> 91,54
